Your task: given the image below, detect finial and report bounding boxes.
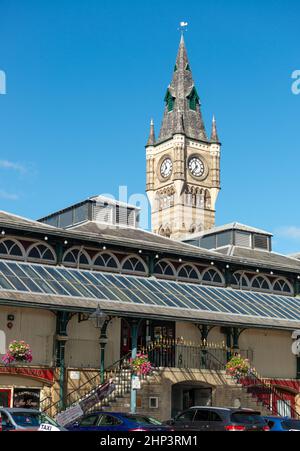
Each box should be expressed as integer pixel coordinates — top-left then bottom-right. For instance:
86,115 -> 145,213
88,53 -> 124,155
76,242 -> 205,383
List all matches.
210,114 -> 220,143
146,118 -> 156,146
178,21 -> 188,38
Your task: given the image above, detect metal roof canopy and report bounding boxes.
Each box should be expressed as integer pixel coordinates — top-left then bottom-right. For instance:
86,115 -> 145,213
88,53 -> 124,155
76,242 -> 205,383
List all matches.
0,260 -> 299,331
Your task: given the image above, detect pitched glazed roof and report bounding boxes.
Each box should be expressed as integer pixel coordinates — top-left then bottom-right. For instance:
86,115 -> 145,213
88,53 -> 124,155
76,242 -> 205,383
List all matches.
1,210 -> 300,273
157,35 -> 207,143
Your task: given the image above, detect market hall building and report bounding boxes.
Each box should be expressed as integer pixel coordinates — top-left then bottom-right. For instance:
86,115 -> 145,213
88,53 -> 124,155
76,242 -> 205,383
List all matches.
0,36 -> 300,421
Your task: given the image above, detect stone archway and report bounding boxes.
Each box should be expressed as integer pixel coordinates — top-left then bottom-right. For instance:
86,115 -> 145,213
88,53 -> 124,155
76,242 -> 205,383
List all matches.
171,380 -> 212,417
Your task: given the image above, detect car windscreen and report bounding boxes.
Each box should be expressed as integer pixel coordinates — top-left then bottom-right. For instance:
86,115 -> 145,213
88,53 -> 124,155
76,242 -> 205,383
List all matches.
230,412 -> 264,424
124,415 -> 162,426
281,420 -> 300,430
11,412 -> 58,427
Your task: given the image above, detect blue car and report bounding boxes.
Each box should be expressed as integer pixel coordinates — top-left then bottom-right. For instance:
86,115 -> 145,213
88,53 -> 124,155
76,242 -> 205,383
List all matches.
263,416 -> 300,431
66,412 -> 173,431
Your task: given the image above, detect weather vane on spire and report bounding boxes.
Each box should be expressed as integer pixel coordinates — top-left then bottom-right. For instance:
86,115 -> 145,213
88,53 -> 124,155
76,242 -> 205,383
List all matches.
178,21 -> 188,36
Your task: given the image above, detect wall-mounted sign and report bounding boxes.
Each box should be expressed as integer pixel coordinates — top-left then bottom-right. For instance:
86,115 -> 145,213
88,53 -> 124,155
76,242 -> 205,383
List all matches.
132,376 -> 141,390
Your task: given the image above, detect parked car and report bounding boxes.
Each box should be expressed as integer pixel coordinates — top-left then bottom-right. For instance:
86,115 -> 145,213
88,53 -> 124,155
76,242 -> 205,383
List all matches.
164,406 -> 270,431
263,416 -> 300,431
66,412 -> 173,431
0,408 -> 65,431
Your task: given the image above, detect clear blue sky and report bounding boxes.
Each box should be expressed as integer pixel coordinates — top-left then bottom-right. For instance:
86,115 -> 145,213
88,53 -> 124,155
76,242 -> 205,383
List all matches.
0,0 -> 300,254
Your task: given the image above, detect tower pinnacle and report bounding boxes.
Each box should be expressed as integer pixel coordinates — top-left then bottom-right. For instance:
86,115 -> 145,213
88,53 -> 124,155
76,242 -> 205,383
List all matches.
146,118 -> 156,146
210,115 -> 220,143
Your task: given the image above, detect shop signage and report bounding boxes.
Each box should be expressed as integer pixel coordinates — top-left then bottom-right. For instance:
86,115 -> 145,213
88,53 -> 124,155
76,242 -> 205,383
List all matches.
0,366 -> 54,383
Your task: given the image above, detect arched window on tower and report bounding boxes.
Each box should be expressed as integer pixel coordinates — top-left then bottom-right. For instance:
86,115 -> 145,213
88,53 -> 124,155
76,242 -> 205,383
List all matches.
164,89 -> 174,112
204,190 -> 211,209
188,87 -> 200,111
0,239 -> 25,259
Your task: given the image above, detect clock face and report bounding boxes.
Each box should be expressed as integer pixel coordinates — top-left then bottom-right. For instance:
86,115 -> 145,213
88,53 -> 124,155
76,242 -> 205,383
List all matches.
188,157 -> 205,177
160,158 -> 173,178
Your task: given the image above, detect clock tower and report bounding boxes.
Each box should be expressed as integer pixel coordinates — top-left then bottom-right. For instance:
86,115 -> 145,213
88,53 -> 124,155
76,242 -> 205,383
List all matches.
145,35 -> 221,240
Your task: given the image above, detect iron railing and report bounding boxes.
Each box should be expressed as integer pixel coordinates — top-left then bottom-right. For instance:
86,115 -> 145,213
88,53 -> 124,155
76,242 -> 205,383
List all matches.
144,339 -> 229,371
198,347 -> 300,419
41,352 -> 132,418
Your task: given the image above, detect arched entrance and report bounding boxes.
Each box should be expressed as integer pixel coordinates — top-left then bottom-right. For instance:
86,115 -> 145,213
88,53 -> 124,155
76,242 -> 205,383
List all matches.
171,381 -> 212,418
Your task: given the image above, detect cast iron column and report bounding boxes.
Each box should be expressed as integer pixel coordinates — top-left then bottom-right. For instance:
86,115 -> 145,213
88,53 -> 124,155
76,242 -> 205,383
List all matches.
128,318 -> 142,414
55,311 -> 70,410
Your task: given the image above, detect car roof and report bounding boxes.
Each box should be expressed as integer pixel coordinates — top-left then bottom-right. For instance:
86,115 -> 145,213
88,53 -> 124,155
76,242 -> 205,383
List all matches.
188,406 -> 258,412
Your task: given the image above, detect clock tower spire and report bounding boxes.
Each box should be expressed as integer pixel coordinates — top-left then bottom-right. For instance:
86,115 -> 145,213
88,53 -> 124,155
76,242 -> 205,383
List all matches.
146,34 -> 221,240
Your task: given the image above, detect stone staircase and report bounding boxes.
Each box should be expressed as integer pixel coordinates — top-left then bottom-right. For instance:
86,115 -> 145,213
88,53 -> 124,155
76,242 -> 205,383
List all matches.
96,369 -> 273,417
50,366 -> 274,423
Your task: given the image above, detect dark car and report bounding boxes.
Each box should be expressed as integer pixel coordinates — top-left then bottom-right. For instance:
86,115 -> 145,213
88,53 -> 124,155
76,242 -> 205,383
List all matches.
165,406 -> 269,431
66,412 -> 172,431
0,408 -> 64,431
263,416 -> 300,431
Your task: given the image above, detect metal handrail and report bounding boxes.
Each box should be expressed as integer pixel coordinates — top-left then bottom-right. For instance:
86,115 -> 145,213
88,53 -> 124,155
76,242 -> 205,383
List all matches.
202,349 -> 300,419
41,351 -> 132,417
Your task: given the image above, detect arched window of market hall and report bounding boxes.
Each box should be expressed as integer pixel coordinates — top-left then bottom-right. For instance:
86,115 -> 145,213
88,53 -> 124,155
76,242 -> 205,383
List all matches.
0,239 -> 25,259
154,260 -> 176,278
26,243 -> 56,263
272,278 -> 293,295
251,275 -> 271,291
93,252 -> 119,270
121,255 -> 147,274
202,268 -> 224,285
177,264 -> 200,281
62,247 -> 91,267
231,271 -> 250,289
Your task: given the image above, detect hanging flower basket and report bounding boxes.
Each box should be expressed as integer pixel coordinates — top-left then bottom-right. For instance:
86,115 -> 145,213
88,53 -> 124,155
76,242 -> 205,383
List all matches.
130,353 -> 152,376
2,340 -> 33,365
225,355 -> 250,380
